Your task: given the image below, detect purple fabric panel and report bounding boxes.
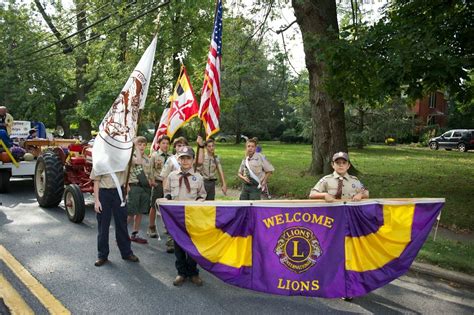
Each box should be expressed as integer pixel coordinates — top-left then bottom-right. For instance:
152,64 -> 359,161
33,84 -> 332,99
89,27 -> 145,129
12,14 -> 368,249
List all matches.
345,203 -> 383,237
345,202 -> 443,297
215,206 -> 254,236
161,204 -> 254,288
251,206 -> 347,297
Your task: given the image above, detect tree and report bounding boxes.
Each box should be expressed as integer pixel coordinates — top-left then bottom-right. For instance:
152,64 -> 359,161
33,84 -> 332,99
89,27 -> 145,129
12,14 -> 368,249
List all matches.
292,0 -> 348,175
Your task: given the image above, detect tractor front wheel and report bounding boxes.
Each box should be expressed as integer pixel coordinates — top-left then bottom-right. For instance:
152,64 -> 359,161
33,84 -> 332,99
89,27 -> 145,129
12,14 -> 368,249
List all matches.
35,152 -> 64,207
64,184 -> 85,223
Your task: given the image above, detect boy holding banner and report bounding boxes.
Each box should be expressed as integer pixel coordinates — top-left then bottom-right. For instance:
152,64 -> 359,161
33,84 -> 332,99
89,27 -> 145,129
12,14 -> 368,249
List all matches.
159,136 -> 188,253
163,146 -> 206,287
309,151 -> 369,202
238,138 -> 274,200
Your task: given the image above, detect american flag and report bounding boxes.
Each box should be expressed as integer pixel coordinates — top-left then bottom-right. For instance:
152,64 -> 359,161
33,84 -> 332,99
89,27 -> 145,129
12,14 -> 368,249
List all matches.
199,0 -> 223,139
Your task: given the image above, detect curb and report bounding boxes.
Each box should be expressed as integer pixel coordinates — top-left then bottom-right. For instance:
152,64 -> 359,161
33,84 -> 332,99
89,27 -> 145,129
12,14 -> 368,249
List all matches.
410,262 -> 474,288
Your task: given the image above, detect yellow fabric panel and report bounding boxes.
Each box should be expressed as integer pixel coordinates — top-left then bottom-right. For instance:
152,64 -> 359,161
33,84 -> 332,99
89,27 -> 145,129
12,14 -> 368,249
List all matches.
345,204 -> 415,272
185,205 -> 252,268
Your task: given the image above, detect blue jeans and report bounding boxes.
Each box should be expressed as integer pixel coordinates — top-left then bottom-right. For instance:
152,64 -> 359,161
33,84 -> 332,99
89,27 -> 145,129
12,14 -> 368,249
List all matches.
96,188 -> 133,259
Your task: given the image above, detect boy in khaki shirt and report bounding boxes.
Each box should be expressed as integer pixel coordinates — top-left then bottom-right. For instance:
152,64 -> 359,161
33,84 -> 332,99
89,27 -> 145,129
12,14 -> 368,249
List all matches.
309,151 -> 369,202
163,146 -> 206,287
127,136 -> 153,244
147,135 -> 172,238
196,136 -> 227,200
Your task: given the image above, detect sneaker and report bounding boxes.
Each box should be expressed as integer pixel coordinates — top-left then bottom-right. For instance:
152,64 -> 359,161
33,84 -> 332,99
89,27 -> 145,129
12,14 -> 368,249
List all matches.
131,233 -> 148,244
190,275 -> 203,287
122,255 -> 139,262
173,275 -> 186,286
147,226 -> 158,238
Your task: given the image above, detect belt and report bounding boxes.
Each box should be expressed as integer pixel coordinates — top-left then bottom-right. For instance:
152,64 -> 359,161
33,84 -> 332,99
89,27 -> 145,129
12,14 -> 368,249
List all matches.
129,183 -> 140,186
205,178 -> 217,182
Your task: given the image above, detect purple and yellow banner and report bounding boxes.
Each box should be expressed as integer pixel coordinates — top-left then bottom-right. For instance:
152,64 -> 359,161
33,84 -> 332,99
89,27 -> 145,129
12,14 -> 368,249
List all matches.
159,199 -> 444,298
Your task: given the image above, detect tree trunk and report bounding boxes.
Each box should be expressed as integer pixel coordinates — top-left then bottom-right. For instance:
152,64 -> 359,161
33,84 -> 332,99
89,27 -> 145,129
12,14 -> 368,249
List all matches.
292,0 -> 348,175
75,0 -> 92,140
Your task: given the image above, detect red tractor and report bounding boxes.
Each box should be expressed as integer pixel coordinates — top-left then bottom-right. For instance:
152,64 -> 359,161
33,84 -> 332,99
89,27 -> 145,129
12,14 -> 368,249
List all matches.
34,143 -> 93,223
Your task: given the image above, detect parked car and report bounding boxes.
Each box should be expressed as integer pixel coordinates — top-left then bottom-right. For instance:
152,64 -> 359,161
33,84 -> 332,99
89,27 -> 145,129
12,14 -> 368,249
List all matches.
428,129 -> 474,152
215,134 -> 248,143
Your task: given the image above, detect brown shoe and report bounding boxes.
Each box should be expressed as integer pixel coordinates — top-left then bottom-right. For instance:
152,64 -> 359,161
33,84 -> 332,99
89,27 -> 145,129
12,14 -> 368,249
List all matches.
122,255 -> 139,262
173,275 -> 185,286
94,258 -> 108,267
190,275 -> 203,287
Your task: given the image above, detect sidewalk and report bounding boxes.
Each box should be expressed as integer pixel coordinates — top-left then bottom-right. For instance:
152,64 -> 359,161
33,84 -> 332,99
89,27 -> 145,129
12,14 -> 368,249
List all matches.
410,261 -> 474,288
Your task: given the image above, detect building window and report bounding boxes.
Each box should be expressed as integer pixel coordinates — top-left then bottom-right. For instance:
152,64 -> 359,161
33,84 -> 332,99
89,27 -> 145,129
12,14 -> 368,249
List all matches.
429,92 -> 436,108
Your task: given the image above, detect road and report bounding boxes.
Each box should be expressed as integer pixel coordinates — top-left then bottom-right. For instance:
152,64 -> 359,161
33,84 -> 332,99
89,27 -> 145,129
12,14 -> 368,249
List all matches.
1,178 -> 473,314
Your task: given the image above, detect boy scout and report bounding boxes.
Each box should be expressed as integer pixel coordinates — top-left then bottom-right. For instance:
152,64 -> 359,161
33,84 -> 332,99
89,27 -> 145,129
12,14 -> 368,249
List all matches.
196,136 -> 227,200
238,138 -> 274,200
127,136 -> 153,244
147,135 -> 172,238
159,136 -> 188,252
91,168 -> 139,267
163,146 -> 206,287
309,151 -> 369,202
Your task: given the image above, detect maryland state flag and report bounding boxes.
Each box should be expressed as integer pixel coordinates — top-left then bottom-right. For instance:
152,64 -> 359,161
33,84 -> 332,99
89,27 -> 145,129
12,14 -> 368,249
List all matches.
159,198 -> 444,298
166,65 -> 199,139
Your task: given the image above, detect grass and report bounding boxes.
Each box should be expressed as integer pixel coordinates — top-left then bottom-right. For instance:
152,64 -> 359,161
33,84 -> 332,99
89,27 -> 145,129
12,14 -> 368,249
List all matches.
213,142 -> 474,231
417,237 -> 474,275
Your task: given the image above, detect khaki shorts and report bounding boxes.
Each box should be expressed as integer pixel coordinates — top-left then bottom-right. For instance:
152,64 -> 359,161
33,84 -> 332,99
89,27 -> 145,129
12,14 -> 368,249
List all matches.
127,185 -> 151,215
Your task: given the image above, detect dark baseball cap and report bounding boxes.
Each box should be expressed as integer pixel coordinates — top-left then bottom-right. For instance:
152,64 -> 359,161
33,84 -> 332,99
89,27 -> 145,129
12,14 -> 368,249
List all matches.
177,146 -> 195,158
332,151 -> 349,162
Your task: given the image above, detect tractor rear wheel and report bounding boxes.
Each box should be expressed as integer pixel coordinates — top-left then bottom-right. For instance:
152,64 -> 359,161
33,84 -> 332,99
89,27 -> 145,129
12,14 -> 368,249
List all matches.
64,184 -> 85,223
35,152 -> 64,207
0,170 -> 10,193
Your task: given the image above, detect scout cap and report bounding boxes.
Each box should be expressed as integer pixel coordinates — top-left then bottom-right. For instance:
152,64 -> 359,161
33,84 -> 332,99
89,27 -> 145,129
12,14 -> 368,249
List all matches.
332,151 -> 349,162
177,146 -> 195,158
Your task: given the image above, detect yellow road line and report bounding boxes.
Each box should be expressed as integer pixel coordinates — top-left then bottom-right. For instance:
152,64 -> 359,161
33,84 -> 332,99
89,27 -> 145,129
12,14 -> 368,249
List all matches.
0,245 -> 70,314
0,273 -> 34,315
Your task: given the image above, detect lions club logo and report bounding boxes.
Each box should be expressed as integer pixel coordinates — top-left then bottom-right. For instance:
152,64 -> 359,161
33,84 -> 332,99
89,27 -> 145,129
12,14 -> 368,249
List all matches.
274,227 -> 323,274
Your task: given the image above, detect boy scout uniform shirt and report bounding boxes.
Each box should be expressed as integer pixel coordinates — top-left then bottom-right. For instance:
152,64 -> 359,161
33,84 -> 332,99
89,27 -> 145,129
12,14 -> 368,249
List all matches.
238,152 -> 274,182
160,155 -> 180,180
164,169 -> 206,201
129,154 -> 152,184
90,169 -> 127,189
311,171 -> 367,199
198,152 -> 221,180
150,149 -> 171,181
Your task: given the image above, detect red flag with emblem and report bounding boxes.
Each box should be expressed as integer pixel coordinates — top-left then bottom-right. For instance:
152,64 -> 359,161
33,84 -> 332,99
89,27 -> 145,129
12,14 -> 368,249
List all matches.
166,65 -> 199,139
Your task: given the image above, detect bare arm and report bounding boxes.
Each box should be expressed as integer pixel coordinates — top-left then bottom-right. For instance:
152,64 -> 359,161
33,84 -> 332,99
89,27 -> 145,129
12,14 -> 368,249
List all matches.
196,136 -> 205,165
217,163 -> 227,195
93,180 -> 102,213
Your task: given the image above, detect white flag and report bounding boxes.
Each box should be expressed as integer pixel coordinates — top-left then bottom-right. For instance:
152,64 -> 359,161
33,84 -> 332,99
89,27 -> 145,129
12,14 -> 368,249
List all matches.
93,36 -> 157,177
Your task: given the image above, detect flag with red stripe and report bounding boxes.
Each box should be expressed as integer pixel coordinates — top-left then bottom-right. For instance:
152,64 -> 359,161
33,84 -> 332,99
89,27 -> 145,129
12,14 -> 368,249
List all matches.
167,65 -> 199,139
151,107 -> 170,151
199,0 -> 222,139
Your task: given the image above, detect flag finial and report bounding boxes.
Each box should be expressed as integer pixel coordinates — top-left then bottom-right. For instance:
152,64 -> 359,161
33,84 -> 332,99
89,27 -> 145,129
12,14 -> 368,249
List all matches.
175,49 -> 188,65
